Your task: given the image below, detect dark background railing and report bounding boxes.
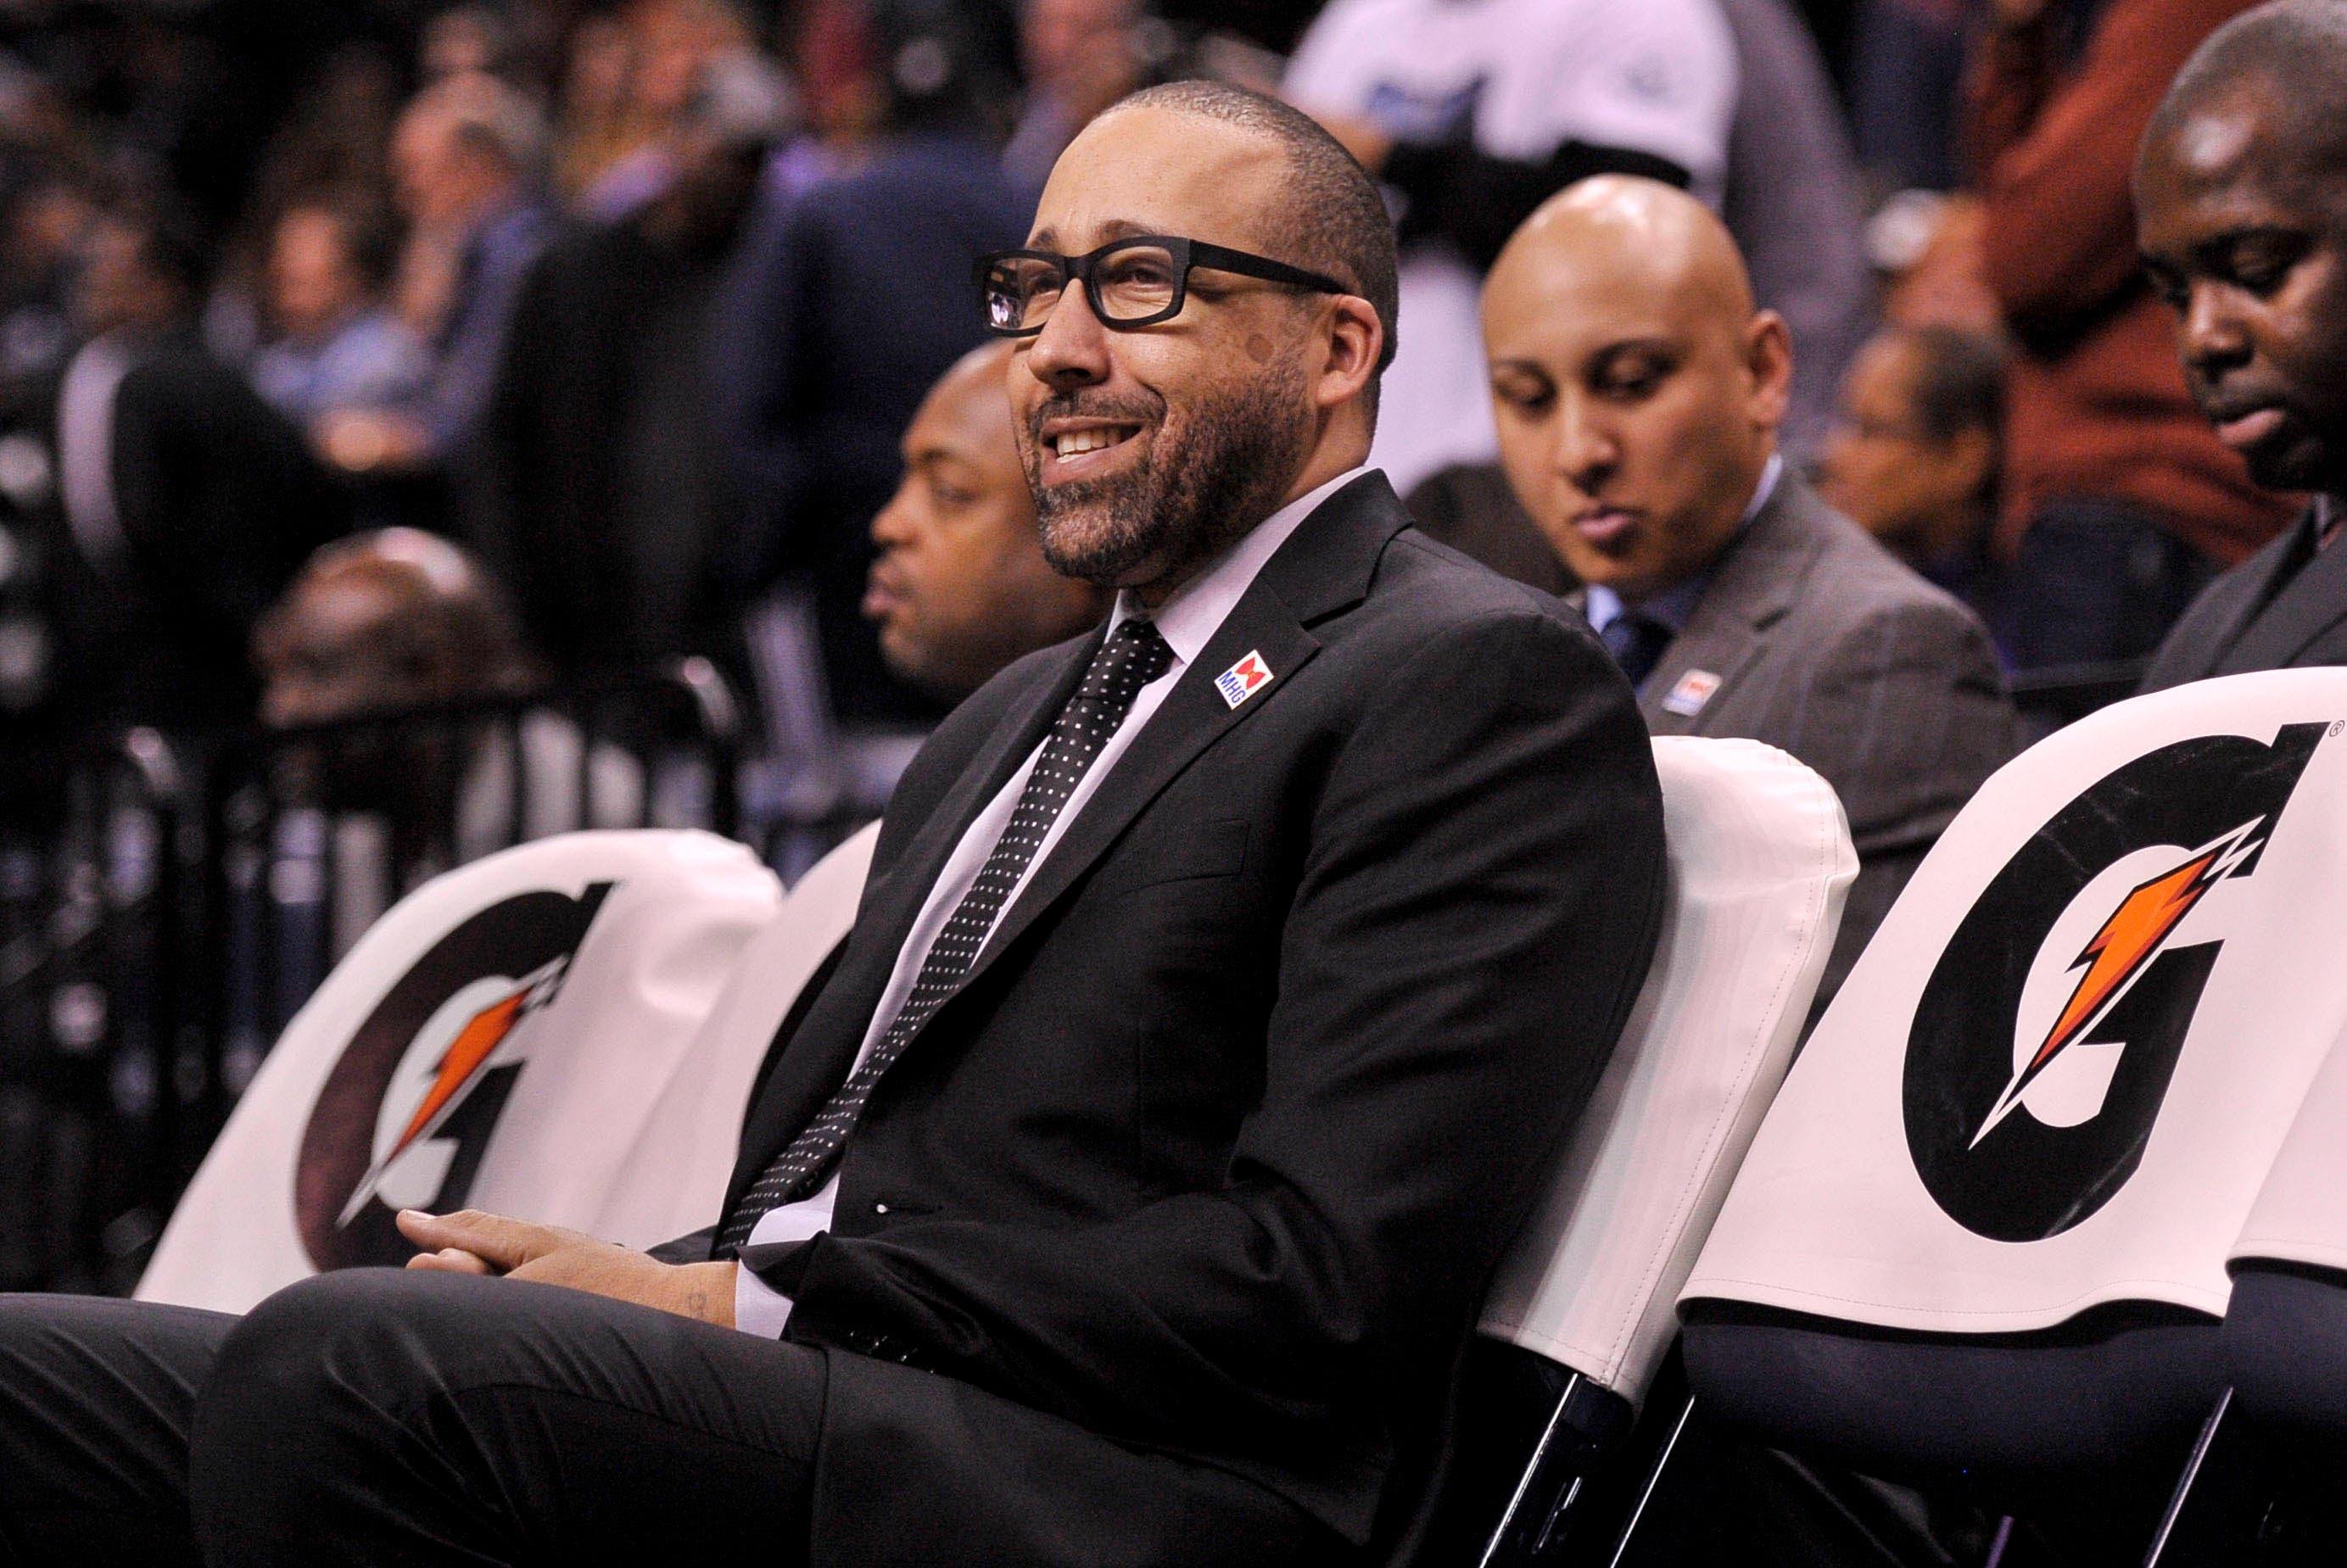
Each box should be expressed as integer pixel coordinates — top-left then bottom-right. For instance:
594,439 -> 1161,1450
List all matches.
0,661 -> 749,1293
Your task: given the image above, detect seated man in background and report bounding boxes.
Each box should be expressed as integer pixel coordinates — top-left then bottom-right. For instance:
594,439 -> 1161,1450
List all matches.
1816,323 -> 2014,661
863,339 -> 1110,703
0,83 -> 1666,1566
2135,0 -> 2347,691
1483,176 -> 2017,1001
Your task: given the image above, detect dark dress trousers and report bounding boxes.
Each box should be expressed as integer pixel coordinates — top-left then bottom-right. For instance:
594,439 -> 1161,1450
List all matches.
0,474 -> 1666,1566
2139,503 -> 2347,691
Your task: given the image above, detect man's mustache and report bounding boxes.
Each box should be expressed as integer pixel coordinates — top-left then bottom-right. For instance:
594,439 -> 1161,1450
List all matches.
1027,393 -> 1162,445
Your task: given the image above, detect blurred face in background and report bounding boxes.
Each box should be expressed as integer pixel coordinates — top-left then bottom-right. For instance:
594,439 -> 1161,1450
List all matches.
2137,78 -> 2347,497
391,106 -> 505,230
1817,331 -> 1997,557
74,216 -> 179,337
1009,105 -> 1379,600
267,208 -> 368,343
868,344 -> 1108,700
1484,178 -> 1789,601
1022,0 -> 1139,116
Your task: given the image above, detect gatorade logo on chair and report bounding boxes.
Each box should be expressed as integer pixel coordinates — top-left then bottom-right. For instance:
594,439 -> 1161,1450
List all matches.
1903,723 -> 2329,1242
293,884 -> 612,1269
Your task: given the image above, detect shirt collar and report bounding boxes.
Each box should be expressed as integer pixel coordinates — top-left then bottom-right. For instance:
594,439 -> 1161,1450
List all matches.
1584,452 -> 1783,637
1111,466 -> 1370,667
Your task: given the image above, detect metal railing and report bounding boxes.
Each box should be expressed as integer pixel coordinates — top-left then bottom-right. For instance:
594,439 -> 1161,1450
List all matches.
0,661 -> 743,1292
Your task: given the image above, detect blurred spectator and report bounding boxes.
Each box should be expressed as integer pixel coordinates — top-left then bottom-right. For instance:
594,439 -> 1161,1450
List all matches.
1716,0 -> 1879,462
420,6 -> 517,86
1965,0 -> 2294,669
1483,177 -> 2015,1002
865,342 -> 1108,702
551,15 -> 641,203
1003,0 -> 1150,193
1817,324 -> 2014,656
315,72 -> 551,483
473,50 -> 787,678
2136,1 -> 2347,692
573,0 -> 782,221
249,198 -> 427,432
1850,0 -> 1970,193
1871,188 -> 2003,334
249,527 -> 638,971
45,197 -> 346,730
254,527 -> 537,731
716,0 -> 1026,724
1286,0 -> 1738,492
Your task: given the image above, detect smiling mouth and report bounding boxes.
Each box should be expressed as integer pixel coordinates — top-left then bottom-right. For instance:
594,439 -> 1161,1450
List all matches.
1049,424 -> 1141,463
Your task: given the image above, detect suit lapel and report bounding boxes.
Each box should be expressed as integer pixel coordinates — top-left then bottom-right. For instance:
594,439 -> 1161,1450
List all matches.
1640,477 -> 1824,734
726,633 -> 1096,1197
2218,510 -> 2347,675
893,473 -> 1405,1043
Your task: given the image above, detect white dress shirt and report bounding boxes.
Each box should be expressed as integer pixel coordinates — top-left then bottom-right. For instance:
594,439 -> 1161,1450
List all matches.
735,466 -> 1372,1336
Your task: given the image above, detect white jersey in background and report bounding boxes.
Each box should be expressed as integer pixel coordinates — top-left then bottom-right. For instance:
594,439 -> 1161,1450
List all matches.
1288,0 -> 1739,492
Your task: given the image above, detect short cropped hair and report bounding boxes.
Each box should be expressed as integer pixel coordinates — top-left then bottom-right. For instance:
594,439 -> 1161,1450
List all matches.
1102,80 -> 1400,415
1902,326 -> 2006,447
2149,0 -> 2347,196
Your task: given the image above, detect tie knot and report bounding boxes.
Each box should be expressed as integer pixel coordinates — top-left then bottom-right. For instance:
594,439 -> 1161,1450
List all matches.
1600,607 -> 1673,689
1080,617 -> 1174,705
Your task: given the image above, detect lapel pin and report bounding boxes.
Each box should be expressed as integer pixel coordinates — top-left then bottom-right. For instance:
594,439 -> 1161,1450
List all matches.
1215,650 -> 1273,710
1662,668 -> 1721,717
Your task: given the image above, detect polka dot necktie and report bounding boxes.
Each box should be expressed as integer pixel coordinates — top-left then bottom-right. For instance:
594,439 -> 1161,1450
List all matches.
717,617 -> 1176,1253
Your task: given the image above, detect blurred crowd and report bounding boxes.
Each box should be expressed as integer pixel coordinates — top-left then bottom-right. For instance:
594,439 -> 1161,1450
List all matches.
0,0 -> 2305,835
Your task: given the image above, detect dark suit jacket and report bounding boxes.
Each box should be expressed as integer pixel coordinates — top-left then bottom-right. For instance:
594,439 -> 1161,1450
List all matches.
42,329 -> 346,730
706,474 -> 1666,1561
1604,475 -> 2015,1000
2140,505 -> 2347,691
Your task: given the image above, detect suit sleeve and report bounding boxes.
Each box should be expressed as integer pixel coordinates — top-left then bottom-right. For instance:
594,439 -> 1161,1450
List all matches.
1774,600 -> 2016,1000
748,610 -> 1666,1458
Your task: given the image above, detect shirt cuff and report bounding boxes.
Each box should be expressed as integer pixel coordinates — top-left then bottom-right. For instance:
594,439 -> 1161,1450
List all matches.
733,1258 -> 796,1339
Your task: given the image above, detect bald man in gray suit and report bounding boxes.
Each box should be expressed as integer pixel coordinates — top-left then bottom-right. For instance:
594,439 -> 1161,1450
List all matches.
1484,176 -> 2017,1007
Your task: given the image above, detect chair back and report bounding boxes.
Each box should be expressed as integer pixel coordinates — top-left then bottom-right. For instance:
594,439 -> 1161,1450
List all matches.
1678,669 -> 2347,1487
137,830 -> 782,1310
1483,735 -> 1855,1399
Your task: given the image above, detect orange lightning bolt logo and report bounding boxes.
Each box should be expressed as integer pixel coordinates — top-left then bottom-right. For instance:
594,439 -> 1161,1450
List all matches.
1971,817 -> 2267,1146
336,957 -> 569,1226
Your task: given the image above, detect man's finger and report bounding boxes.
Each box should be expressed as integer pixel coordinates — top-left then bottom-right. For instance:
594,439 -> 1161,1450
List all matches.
395,1208 -> 561,1270
405,1247 -> 494,1275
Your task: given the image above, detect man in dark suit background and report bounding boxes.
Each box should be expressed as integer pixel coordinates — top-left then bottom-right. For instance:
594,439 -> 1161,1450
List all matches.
2135,1 -> 2347,691
1483,175 -> 2016,1006
44,197 -> 346,731
0,83 -> 1666,1567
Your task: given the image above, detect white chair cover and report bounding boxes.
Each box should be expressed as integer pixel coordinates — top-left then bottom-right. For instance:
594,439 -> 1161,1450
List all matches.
2230,1024 -> 2347,1280
1683,669 -> 2347,1333
137,830 -> 783,1312
1480,736 -> 1855,1403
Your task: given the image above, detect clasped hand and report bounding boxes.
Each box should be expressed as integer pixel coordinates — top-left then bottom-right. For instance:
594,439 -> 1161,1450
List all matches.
395,1208 -> 737,1330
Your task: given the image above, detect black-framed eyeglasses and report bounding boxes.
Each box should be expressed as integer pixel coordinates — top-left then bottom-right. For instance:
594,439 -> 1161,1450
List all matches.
976,235 -> 1351,337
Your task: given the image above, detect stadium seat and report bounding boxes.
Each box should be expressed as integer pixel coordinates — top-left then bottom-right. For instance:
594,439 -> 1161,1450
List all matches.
137,829 -> 786,1312
1416,736 -> 1857,1565
1674,668 -> 2347,1559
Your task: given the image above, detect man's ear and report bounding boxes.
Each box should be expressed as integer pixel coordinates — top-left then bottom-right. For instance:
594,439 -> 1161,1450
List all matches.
1313,294 -> 1383,413
1745,309 -> 1794,431
1945,425 -> 1997,501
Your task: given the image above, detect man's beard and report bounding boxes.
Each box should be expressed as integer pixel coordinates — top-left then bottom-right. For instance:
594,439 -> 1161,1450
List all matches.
1025,361 -> 1311,592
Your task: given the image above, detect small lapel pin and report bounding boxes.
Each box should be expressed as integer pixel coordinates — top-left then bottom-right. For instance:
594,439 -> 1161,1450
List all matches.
1215,650 -> 1273,710
1662,668 -> 1721,717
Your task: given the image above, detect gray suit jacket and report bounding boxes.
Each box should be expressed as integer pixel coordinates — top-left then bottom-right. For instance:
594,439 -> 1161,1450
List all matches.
2141,505 -> 2347,691
1591,476 -> 2018,1002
